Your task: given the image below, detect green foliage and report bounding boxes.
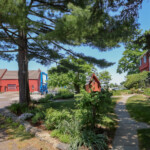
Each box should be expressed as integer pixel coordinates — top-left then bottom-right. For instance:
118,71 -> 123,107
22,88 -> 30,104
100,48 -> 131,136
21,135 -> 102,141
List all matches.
126,95 -> 150,124
56,118 -> 108,150
112,90 -> 131,96
31,111 -> 45,124
117,32 -> 146,75
8,103 -> 29,115
124,71 -> 149,89
53,89 -> 74,100
77,89 -> 112,130
138,128 -> 150,150
144,88 -> 150,96
48,56 -> 95,93
99,71 -> 112,88
51,130 -> 71,144
45,108 -> 72,130
38,94 -> 53,103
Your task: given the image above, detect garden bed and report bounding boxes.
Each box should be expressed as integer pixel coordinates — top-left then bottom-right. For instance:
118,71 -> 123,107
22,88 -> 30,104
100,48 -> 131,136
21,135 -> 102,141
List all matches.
7,91 -> 119,149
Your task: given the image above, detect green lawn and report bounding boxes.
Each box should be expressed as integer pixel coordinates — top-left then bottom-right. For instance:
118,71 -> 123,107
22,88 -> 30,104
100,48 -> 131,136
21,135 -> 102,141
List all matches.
126,95 -> 150,150
138,128 -> 150,150
112,90 -> 131,96
126,95 -> 150,124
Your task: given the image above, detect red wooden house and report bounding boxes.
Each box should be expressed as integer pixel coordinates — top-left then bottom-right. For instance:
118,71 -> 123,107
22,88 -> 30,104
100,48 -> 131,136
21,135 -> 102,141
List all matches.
85,73 -> 101,93
0,69 -> 41,92
139,50 -> 150,72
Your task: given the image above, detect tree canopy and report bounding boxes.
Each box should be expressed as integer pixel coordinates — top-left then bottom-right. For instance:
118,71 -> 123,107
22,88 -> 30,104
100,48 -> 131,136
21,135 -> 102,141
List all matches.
98,71 -> 111,88
0,0 -> 144,103
117,30 -> 148,75
48,56 -> 95,93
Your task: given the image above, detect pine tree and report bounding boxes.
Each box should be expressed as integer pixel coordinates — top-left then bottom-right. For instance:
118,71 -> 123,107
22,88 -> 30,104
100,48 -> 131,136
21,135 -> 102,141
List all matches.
0,0 -> 143,104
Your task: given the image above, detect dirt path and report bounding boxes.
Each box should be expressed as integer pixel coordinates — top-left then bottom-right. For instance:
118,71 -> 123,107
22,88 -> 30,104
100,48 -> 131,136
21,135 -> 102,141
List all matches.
112,95 -> 150,150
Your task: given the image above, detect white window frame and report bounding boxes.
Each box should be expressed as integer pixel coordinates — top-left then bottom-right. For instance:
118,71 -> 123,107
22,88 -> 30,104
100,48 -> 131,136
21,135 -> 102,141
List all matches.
144,55 -> 147,63
140,59 -> 142,66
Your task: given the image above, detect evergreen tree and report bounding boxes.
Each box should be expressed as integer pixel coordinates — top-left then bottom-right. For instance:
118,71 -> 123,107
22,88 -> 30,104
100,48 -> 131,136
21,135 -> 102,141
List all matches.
48,56 -> 95,93
0,0 -> 143,104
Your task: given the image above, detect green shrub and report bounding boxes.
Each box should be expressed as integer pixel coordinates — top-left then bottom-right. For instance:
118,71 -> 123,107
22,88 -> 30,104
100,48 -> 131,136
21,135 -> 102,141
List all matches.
8,103 -> 28,115
51,130 -> 71,143
77,89 -> 112,130
31,111 -> 45,124
53,89 -> 74,100
18,125 -> 25,131
57,118 -> 108,150
124,71 -> 148,89
45,108 -> 72,130
38,94 -> 53,103
144,88 -> 150,96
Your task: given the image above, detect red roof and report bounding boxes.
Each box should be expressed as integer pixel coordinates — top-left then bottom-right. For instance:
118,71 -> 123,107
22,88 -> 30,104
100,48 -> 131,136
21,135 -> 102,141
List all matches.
0,69 -> 41,80
0,69 -> 7,78
86,73 -> 100,85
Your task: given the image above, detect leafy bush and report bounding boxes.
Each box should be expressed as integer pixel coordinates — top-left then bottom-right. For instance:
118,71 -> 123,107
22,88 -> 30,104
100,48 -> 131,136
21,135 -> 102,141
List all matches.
144,88 -> 150,96
45,108 -> 72,129
51,130 -> 71,143
124,71 -> 148,89
8,103 -> 29,115
53,89 -> 74,100
57,118 -> 108,150
38,94 -> 53,103
77,89 -> 112,130
31,111 -> 45,124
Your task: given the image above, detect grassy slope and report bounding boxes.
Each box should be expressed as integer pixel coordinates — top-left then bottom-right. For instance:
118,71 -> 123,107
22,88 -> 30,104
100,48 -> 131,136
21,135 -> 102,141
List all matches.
126,95 -> 150,150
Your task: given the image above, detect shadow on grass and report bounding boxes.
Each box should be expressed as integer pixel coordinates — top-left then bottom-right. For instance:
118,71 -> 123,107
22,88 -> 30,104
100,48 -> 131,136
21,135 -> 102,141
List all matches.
0,115 -> 33,142
138,128 -> 150,150
126,95 -> 150,124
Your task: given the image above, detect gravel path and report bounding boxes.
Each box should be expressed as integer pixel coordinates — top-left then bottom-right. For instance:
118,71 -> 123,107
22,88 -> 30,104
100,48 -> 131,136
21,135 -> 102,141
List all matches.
112,95 -> 150,150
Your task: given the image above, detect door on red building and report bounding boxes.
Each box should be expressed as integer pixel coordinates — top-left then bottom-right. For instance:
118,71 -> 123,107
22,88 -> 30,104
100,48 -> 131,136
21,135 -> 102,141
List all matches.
7,84 -> 16,91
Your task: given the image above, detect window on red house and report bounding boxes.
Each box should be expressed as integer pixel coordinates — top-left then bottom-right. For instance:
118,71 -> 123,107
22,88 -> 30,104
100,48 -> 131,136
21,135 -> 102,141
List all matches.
140,59 -> 142,66
8,84 -> 16,90
144,55 -> 147,63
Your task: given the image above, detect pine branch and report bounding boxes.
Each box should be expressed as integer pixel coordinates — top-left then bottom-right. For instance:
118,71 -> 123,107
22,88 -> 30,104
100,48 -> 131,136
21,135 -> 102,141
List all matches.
28,49 -> 58,64
0,49 -> 19,52
29,10 -> 56,23
34,0 -> 68,11
0,23 -> 21,47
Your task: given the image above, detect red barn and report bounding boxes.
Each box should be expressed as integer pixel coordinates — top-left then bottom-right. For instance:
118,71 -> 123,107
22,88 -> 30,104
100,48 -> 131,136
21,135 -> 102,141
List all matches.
139,50 -> 150,72
85,73 -> 101,93
0,69 -> 41,93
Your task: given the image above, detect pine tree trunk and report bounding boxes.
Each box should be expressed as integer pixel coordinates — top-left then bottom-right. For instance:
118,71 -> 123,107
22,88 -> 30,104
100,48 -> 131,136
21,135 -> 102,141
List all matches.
18,30 -> 30,104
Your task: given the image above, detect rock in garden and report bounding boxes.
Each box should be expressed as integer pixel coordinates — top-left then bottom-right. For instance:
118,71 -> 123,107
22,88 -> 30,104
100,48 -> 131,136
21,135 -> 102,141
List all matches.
18,113 -> 33,121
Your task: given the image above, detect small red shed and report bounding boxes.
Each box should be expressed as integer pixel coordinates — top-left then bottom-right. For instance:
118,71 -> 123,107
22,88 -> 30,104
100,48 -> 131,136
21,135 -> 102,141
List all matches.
85,73 -> 101,93
139,50 -> 150,72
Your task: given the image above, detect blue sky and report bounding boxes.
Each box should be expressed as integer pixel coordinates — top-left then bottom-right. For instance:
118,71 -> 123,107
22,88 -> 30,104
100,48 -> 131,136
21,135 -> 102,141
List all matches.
1,1 -> 150,84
